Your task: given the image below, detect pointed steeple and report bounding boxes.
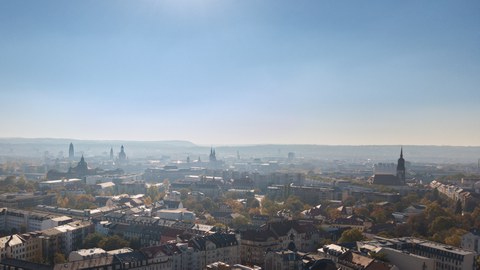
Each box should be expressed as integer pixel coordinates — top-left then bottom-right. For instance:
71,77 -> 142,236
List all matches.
69,143 -> 75,159
209,147 -> 217,162
397,147 -> 406,185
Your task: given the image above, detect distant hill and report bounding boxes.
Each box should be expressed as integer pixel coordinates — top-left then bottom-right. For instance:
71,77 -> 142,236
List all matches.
0,138 -> 479,164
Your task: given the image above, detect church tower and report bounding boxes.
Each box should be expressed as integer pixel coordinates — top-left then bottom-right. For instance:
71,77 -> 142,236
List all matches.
396,147 -> 406,184
69,143 -> 75,160
209,148 -> 217,162
76,155 -> 88,176
118,145 -> 127,161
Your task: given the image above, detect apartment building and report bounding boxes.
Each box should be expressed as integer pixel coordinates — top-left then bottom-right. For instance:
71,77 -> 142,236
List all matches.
358,237 -> 476,270
240,220 -> 322,266
0,208 -> 73,233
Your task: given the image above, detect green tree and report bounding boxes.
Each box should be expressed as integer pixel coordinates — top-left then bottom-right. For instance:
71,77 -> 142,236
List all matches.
407,214 -> 428,236
429,216 -> 455,234
202,197 -> 218,212
284,196 -> 305,215
232,215 -> 250,227
3,176 -> 16,186
425,202 -> 449,223
15,177 -> 27,190
262,197 -> 281,216
338,228 -> 365,243
99,235 -> 129,251
82,233 -> 106,249
369,252 -> 389,262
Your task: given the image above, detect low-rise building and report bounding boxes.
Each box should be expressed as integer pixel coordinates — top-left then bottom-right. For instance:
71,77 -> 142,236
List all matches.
0,192 -> 56,208
157,209 -> 196,222
68,248 -> 107,261
461,229 -> 480,254
264,249 -> 303,270
140,232 -> 239,270
240,220 -> 322,266
0,208 -> 73,233
358,237 -> 476,270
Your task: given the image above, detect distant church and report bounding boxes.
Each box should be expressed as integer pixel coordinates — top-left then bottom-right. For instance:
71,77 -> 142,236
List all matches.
46,143 -> 123,180
69,142 -> 75,160
118,145 -> 127,163
369,148 -> 406,186
47,155 -> 91,180
209,147 -> 217,162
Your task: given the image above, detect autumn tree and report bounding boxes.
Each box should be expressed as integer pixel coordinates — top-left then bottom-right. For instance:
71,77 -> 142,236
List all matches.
338,228 -> 365,243
53,252 -> 67,264
232,215 -> 250,228
429,216 -> 455,234
284,196 -> 306,216
146,185 -> 163,202
262,197 -> 281,216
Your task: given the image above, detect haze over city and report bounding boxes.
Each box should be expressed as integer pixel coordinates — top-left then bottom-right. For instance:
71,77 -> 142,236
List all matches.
3,2 -> 480,269
1,1 -> 479,146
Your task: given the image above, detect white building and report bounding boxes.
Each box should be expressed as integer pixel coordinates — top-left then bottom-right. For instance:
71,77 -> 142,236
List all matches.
157,209 -> 196,222
0,208 -> 73,232
68,248 -> 107,261
461,229 -> 480,254
358,237 -> 476,270
39,178 -> 83,189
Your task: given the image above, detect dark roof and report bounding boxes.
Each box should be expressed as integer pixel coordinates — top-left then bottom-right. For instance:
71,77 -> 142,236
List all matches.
190,233 -> 238,250
241,229 -> 278,242
115,251 -> 147,263
141,242 -> 179,257
330,218 -> 363,226
0,259 -> 53,270
265,220 -> 318,236
211,212 -> 235,219
53,255 -> 118,270
371,174 -> 401,186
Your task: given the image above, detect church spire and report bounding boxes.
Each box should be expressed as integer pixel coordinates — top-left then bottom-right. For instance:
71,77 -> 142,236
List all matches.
397,147 -> 406,185
69,142 -> 75,160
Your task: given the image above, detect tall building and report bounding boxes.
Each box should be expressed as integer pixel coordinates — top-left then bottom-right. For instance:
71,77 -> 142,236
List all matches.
110,147 -> 114,160
209,148 -> 217,162
118,145 -> 127,161
68,143 -> 74,160
396,147 -> 406,184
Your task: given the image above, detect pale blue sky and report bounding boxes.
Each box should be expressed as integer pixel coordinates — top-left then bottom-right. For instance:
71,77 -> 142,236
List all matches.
1,1 -> 479,145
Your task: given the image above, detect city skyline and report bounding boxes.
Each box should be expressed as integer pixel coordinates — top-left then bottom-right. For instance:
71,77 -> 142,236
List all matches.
1,1 -> 479,146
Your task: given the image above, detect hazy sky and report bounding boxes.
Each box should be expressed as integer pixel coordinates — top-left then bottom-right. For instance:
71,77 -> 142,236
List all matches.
1,1 -> 479,146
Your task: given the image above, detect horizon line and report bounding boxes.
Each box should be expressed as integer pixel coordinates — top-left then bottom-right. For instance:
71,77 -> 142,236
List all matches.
1,137 -> 479,148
